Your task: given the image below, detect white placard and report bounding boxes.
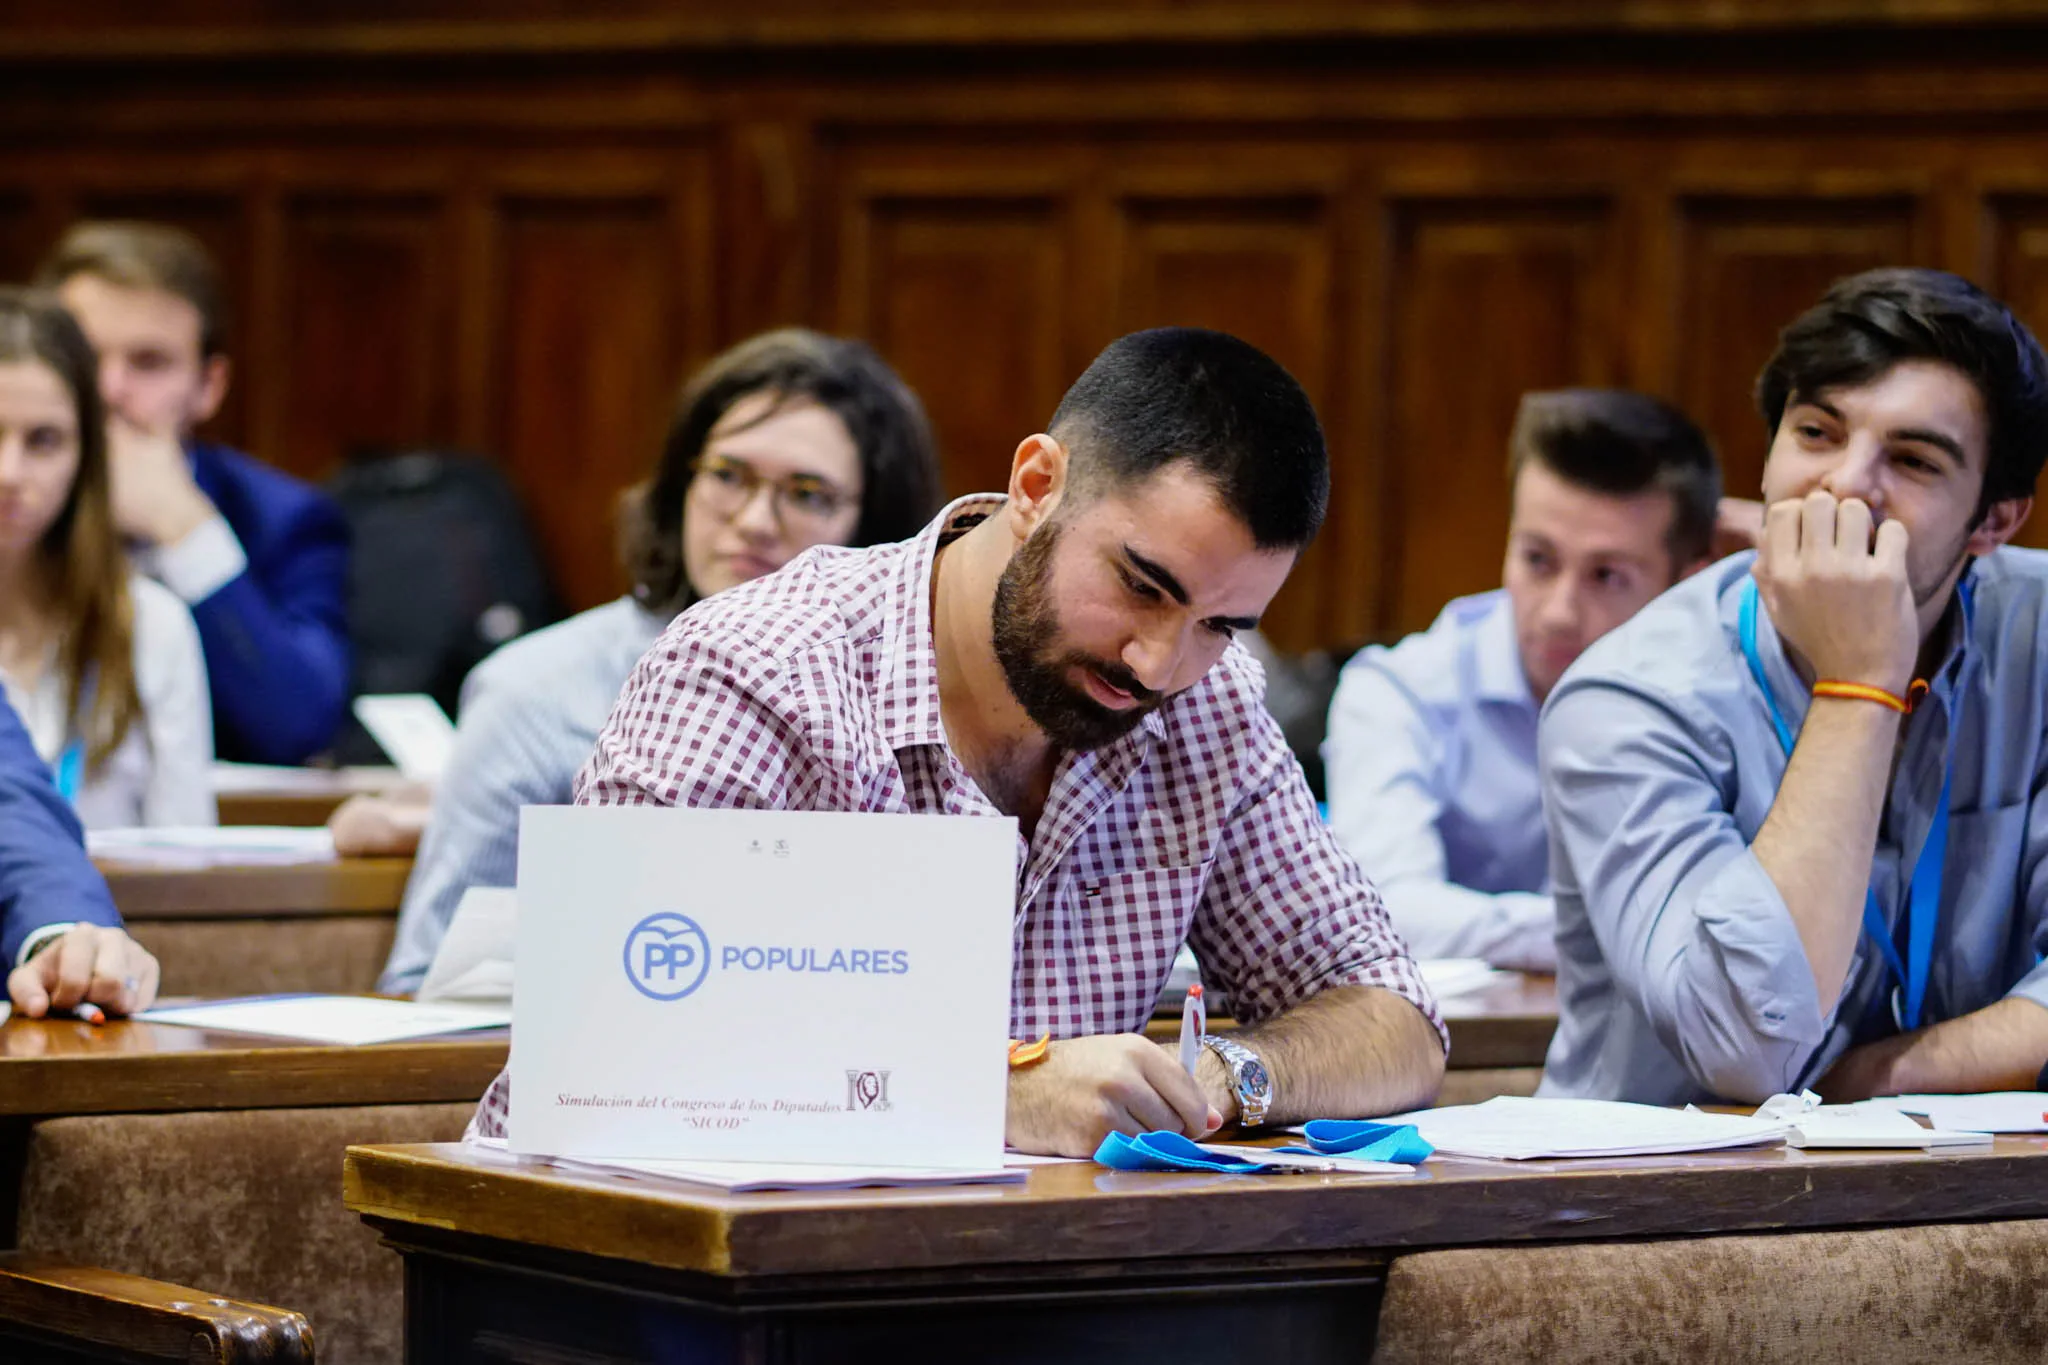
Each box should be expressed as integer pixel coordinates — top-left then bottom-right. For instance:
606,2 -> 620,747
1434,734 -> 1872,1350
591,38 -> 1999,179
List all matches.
351,694 -> 456,781
510,806 -> 1018,1169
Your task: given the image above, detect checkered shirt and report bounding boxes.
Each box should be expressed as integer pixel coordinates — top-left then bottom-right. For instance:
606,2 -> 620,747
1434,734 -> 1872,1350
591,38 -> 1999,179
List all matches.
471,496 -> 1443,1138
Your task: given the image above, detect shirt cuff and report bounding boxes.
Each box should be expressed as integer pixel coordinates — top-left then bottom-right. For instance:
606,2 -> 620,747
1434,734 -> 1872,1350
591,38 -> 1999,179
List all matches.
149,513 -> 248,604
2006,956 -> 2048,1014
16,921 -> 75,968
1691,851 -> 1830,1045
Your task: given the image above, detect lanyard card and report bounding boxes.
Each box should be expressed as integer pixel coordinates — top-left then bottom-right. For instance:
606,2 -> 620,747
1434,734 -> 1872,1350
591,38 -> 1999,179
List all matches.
510,806 -> 1018,1169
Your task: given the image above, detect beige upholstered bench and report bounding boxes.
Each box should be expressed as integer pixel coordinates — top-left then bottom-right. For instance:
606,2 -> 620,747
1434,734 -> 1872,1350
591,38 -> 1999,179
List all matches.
1373,1219 -> 2048,1364
14,1102 -> 473,1365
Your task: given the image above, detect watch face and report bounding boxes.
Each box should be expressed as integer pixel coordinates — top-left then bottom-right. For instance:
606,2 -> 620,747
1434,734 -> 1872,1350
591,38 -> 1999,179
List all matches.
1242,1058 -> 1270,1093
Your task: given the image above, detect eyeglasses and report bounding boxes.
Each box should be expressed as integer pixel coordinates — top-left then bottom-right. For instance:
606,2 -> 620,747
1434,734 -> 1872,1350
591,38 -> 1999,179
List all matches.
690,454 -> 857,531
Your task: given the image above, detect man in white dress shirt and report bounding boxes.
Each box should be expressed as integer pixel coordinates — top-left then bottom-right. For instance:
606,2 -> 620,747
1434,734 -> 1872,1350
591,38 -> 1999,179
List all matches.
1324,389 -> 1722,971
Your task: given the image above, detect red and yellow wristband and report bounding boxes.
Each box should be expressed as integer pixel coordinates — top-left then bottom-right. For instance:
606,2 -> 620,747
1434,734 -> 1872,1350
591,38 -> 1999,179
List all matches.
1811,678 -> 1929,714
1007,1034 -> 1051,1070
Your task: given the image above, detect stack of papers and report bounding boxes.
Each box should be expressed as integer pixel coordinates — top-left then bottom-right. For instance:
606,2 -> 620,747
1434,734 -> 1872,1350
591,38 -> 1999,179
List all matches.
1391,1096 -> 1789,1160
1891,1093 -> 2048,1134
88,825 -> 338,869
1418,958 -> 1511,1000
137,995 -> 510,1045
1753,1093 -> 1990,1149
469,1137 -> 1035,1192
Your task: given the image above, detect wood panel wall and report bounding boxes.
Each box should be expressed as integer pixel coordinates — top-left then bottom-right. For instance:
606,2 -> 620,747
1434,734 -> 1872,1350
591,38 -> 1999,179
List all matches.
9,3 -> 2048,651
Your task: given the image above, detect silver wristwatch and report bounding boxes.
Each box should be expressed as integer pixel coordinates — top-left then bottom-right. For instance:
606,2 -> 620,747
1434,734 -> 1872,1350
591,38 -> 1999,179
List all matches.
1200,1034 -> 1272,1128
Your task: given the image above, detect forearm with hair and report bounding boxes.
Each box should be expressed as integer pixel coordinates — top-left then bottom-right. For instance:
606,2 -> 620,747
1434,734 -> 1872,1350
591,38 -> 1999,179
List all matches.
1822,997 -> 2048,1100
1750,697 -> 1901,1011
1201,984 -> 1446,1125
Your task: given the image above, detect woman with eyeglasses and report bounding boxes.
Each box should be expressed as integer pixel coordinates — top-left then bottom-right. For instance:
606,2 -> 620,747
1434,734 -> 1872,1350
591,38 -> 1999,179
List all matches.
339,329 -> 942,996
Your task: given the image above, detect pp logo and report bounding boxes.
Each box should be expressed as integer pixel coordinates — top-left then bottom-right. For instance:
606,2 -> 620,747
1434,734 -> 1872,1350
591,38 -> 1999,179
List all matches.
623,912 -> 712,1001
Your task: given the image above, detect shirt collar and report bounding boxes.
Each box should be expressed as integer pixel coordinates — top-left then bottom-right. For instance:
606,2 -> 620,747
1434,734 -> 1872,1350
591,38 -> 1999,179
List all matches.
873,494 -> 1002,754
1470,590 -> 1538,707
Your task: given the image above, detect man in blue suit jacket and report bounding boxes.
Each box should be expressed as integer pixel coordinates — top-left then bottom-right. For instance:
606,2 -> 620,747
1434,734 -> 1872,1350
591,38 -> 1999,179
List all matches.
40,222 -> 351,765
0,693 -> 160,1019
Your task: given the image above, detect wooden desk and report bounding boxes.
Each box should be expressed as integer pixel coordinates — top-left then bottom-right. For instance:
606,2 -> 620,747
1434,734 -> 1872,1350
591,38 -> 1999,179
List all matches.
0,1011 -> 507,1118
346,1134 -> 2048,1363
97,857 -> 413,997
212,765 -> 402,828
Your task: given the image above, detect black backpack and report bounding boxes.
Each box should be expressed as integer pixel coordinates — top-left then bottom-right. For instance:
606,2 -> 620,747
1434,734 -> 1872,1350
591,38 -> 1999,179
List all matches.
325,450 -> 558,764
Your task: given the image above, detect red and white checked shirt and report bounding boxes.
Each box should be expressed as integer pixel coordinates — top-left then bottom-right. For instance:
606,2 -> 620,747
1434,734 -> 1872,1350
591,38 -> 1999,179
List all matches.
472,497 -> 1442,1137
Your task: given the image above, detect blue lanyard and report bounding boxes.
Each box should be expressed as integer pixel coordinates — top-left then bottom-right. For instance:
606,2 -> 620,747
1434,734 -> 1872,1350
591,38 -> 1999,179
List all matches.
1736,578 -> 1965,1033
52,738 -> 84,805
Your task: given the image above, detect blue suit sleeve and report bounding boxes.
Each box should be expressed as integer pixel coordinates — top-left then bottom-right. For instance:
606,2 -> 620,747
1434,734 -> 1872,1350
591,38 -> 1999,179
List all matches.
0,696 -> 119,965
191,495 -> 352,765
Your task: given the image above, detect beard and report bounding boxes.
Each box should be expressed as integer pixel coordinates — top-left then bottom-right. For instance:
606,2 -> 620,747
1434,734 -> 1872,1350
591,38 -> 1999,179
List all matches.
990,521 -> 1164,752
1909,525 -> 1976,610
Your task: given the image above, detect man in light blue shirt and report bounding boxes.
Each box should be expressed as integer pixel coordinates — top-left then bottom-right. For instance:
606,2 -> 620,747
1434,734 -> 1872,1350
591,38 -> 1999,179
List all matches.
1541,268 -> 2048,1105
1325,391 -> 1720,970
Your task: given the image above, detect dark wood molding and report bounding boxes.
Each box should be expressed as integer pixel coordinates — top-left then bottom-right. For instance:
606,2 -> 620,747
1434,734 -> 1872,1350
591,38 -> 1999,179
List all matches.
99,858 -> 413,920
13,1 -> 2048,68
0,1253 -> 313,1365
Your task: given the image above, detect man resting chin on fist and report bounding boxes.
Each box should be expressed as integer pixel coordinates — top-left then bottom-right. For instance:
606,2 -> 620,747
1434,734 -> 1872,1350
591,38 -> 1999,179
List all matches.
1537,267 -> 2048,1107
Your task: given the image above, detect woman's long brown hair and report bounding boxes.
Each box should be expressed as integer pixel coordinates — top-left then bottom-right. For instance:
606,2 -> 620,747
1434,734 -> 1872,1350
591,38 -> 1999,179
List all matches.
0,288 -> 141,769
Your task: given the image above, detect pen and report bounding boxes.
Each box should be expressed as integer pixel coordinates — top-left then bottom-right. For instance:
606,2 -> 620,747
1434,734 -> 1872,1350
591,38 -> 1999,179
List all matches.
1178,983 -> 1205,1078
71,1002 -> 105,1025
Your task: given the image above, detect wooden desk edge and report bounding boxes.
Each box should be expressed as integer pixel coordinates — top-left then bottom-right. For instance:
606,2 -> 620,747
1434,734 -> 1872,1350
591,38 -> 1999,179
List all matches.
342,1137 -> 2048,1281
346,1144 -> 738,1277
0,1037 -> 508,1117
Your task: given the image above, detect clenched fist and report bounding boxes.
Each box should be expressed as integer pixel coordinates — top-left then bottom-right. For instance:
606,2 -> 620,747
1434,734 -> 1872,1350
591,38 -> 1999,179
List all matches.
1006,1033 -> 1224,1158
105,416 -> 215,547
9,924 -> 160,1019
1754,492 -> 1918,695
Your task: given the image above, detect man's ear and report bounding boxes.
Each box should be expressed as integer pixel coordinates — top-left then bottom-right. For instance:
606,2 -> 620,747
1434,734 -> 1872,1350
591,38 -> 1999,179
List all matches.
191,354 -> 231,426
1005,434 -> 1068,541
1675,554 -> 1714,584
1967,495 -> 2033,556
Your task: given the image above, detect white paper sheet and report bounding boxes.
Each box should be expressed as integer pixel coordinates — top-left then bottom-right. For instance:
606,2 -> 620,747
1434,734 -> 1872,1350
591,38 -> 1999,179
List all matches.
1754,1095 -> 1992,1149
1418,958 -> 1510,1000
88,825 -> 338,868
138,995 -> 511,1045
352,694 -> 457,782
417,887 -> 517,1003
1387,1096 -> 1790,1160
1891,1092 -> 2048,1134
468,1137 -> 1026,1192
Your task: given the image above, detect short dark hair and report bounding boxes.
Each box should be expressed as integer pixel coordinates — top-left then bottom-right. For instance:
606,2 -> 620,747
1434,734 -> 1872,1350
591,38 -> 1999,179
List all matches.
1509,389 -> 1721,566
620,328 -> 943,614
1756,267 -> 2048,516
35,221 -> 228,357
1048,327 -> 1327,549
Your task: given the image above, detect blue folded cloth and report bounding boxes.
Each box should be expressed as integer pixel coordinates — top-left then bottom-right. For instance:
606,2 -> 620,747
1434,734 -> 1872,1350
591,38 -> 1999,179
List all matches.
1094,1120 -> 1432,1173
1095,1130 -> 1270,1173
1286,1118 -> 1435,1165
